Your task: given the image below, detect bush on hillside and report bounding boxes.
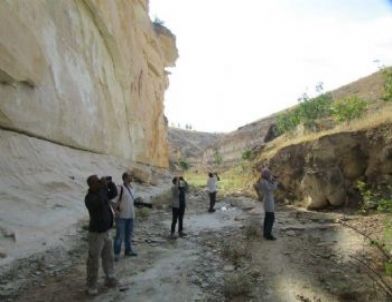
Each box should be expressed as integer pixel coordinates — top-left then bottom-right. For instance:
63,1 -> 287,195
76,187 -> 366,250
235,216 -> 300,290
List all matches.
276,93 -> 333,134
382,67 -> 392,102
276,109 -> 301,134
298,93 -> 333,124
241,149 -> 253,161
332,96 -> 367,123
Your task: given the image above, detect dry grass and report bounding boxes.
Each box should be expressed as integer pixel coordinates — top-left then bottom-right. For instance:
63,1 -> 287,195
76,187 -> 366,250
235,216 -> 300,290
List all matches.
259,104 -> 392,161
223,271 -> 252,299
136,207 -> 150,221
244,223 -> 261,240
221,240 -> 251,265
185,165 -> 256,196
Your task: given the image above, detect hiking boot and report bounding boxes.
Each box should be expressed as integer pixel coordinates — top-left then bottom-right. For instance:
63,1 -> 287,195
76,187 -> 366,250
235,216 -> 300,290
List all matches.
114,254 -> 120,262
125,251 -> 138,257
87,287 -> 98,296
169,233 -> 177,240
264,235 -> 277,241
179,232 -> 187,237
105,277 -> 119,288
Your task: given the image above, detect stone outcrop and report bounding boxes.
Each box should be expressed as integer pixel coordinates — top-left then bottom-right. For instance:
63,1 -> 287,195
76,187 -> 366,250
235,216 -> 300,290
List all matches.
254,124 -> 392,209
0,0 -> 178,167
0,0 -> 177,265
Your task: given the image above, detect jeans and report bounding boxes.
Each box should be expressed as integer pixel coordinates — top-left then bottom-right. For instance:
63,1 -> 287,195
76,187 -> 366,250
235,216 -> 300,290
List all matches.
113,218 -> 134,255
87,230 -> 114,288
171,207 -> 185,234
209,192 -> 216,211
263,212 -> 275,237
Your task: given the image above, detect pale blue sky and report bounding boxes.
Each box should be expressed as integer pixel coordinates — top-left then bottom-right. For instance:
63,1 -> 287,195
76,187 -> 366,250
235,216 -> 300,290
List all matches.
150,0 -> 392,132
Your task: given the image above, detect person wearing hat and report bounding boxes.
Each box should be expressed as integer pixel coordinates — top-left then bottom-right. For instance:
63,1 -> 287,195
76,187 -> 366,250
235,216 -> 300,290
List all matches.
260,168 -> 278,240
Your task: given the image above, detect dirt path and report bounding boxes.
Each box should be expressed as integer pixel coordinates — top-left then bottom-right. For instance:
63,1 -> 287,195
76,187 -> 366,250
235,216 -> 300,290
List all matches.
1,192 -> 389,302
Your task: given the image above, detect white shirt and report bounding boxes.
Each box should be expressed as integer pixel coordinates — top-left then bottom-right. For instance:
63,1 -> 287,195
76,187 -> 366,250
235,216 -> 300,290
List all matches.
116,184 -> 136,219
207,175 -> 218,193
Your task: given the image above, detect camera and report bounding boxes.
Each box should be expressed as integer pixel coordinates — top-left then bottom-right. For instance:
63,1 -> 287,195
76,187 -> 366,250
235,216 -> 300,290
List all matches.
103,176 -> 112,182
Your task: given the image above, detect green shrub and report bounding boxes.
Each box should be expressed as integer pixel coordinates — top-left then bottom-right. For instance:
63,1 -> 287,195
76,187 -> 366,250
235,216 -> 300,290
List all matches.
356,181 -> 392,276
332,96 -> 367,123
213,149 -> 223,166
298,93 -> 333,123
377,198 -> 392,213
178,159 -> 189,171
241,149 -> 252,161
382,67 -> 392,102
276,109 -> 301,134
276,93 -> 333,134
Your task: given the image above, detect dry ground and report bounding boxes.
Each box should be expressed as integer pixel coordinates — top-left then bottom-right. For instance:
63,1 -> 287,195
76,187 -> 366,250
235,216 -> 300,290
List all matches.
1,191 -> 390,302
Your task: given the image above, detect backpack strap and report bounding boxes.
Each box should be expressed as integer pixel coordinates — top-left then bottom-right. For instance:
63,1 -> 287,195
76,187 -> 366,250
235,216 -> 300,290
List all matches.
116,185 -> 124,210
119,185 -> 123,201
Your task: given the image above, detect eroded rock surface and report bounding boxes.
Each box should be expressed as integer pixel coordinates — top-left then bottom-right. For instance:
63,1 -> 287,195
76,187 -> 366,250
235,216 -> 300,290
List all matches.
255,124 -> 392,209
0,0 -> 177,167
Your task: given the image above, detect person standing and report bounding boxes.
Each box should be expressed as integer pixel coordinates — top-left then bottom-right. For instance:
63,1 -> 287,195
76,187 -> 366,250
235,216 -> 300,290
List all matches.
207,172 -> 220,212
85,175 -> 118,295
113,172 -> 138,261
260,168 -> 278,240
170,176 -> 188,238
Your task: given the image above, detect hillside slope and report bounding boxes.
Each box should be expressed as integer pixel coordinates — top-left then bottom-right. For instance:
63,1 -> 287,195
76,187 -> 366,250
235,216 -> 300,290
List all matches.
168,128 -> 223,168
203,69 -> 389,170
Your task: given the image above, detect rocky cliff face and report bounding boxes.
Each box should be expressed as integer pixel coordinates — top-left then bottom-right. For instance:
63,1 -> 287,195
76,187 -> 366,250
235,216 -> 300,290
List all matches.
0,0 -> 177,264
0,0 -> 177,167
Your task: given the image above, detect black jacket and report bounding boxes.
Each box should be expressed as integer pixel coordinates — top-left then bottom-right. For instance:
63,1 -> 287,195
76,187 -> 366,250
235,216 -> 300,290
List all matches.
85,182 -> 118,233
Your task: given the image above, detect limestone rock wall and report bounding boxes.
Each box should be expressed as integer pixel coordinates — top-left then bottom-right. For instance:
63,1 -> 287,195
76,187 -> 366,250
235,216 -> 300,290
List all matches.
0,0 -> 178,167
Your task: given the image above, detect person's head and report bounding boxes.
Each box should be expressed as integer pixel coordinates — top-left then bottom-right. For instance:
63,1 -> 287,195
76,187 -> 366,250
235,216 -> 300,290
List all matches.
172,176 -> 178,185
178,176 -> 185,187
261,168 -> 272,181
208,172 -> 213,177
122,172 -> 132,184
87,174 -> 102,192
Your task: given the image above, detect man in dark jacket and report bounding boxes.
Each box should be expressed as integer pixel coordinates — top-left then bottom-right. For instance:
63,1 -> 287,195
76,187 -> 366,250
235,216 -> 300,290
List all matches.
85,175 -> 118,295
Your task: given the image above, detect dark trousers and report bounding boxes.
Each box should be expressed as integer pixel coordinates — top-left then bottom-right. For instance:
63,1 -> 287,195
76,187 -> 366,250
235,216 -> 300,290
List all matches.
263,212 -> 275,237
209,192 -> 216,211
171,207 -> 185,234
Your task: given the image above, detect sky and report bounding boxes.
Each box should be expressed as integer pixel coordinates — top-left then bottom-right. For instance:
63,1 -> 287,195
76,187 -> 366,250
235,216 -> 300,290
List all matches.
149,0 -> 392,133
